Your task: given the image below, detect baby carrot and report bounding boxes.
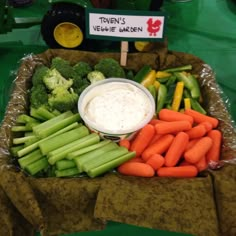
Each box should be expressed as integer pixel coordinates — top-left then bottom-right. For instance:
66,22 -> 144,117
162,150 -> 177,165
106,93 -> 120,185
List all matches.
149,133 -> 162,145
117,162 -> 155,177
206,129 -> 222,163
200,121 -> 213,132
127,157 -> 144,163
185,138 -> 200,151
185,124 -> 206,139
195,156 -> 208,172
146,154 -> 165,170
159,108 -> 194,125
149,119 -> 166,126
157,166 -> 198,178
130,124 -> 155,156
164,132 -> 189,167
179,160 -> 191,166
184,109 -> 219,128
119,139 -> 131,150
141,134 -> 174,161
184,136 -> 213,164
155,120 -> 192,135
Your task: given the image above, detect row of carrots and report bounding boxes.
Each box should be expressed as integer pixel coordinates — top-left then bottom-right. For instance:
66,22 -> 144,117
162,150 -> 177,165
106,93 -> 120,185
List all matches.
117,108 -> 222,178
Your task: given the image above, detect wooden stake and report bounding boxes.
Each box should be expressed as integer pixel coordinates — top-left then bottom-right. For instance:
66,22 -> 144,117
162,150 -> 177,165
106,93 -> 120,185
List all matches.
120,41 -> 129,66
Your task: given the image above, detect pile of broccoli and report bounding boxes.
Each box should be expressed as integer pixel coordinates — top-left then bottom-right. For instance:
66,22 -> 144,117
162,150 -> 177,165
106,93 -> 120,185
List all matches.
29,56 -> 130,115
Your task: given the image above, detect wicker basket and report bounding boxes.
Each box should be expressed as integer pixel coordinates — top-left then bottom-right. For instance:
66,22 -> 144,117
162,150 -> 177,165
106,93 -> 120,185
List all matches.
0,49 -> 235,236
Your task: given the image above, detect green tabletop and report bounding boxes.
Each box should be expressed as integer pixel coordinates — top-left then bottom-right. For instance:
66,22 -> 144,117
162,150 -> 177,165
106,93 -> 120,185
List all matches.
165,0 -> 236,122
0,0 -> 235,235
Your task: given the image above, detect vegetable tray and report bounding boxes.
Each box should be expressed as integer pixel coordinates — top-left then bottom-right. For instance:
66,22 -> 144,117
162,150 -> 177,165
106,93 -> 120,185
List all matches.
0,49 -> 236,236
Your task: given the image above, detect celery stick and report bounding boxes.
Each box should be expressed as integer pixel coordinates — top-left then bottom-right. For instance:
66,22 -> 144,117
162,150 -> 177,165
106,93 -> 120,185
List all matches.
17,142 -> 40,158
25,121 -> 41,129
74,142 -> 118,172
18,149 -> 43,169
87,152 -> 136,178
83,146 -> 128,172
11,125 -> 32,132
10,145 -> 24,157
16,114 -> 39,124
17,122 -> 80,158
24,136 -> 40,146
12,122 -> 39,133
25,157 -> 49,175
39,126 -> 89,156
55,159 -> 76,171
34,113 -> 81,138
24,132 -> 34,137
52,109 -> 61,116
48,133 -> 99,157
67,139 -> 111,160
48,122 -> 81,138
13,135 -> 36,145
47,133 -> 100,165
36,106 -> 56,120
55,167 -> 80,177
32,110 -> 73,135
30,107 -> 47,121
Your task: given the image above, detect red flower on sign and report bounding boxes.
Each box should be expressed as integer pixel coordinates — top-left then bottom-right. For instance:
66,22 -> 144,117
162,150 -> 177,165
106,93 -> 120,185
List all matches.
147,18 -> 162,36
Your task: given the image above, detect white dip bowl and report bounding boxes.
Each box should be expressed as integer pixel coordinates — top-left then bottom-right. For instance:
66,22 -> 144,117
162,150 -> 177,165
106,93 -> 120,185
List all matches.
78,78 -> 155,142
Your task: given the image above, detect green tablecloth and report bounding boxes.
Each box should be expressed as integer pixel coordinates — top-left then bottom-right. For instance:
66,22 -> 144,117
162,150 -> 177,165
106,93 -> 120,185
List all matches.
165,0 -> 236,122
0,0 -> 235,235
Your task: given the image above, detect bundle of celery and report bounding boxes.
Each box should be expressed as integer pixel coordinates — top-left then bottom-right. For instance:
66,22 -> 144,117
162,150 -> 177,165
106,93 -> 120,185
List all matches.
10,109 -> 135,178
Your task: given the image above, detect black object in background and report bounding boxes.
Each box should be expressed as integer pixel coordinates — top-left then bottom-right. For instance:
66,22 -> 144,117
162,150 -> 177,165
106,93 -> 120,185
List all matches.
8,0 -> 34,7
150,0 -> 164,11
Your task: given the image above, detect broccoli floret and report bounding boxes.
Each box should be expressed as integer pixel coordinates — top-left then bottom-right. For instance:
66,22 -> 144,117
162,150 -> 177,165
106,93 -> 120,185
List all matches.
48,87 -> 79,112
87,70 -> 105,84
73,81 -> 90,96
71,74 -> 83,88
94,58 -> 126,78
73,61 -> 92,78
32,65 -> 49,86
30,84 -> 49,108
71,74 -> 90,95
43,68 -> 73,91
51,57 -> 76,78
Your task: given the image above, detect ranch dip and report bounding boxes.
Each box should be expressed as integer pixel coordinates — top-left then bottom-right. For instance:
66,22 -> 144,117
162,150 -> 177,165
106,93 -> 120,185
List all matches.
80,81 -> 154,134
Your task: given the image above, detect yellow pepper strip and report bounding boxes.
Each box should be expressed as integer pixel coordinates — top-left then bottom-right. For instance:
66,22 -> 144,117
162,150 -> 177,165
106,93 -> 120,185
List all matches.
156,71 -> 172,79
171,81 -> 184,111
184,98 -> 191,110
153,80 -> 161,90
141,70 -> 156,88
134,41 -> 154,52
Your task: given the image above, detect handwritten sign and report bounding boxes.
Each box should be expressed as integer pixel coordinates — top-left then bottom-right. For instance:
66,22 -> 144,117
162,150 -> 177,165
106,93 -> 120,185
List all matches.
86,9 -> 166,41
